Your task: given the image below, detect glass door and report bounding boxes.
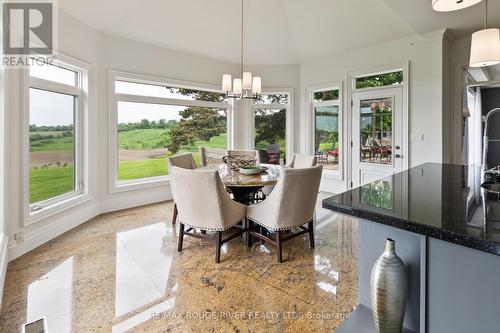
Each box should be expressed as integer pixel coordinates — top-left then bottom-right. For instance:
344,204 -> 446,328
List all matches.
351,87 -> 404,187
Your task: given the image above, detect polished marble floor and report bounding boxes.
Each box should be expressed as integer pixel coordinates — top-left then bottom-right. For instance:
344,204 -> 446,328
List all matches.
0,193 -> 358,332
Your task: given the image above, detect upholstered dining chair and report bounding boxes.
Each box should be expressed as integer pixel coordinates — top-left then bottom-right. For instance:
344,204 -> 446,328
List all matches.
247,165 -> 323,262
199,147 -> 228,167
170,167 -> 247,263
168,153 -> 197,226
287,153 -> 317,168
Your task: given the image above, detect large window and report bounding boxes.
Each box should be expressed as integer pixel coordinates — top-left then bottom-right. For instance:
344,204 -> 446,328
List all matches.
28,62 -> 85,211
253,93 -> 291,163
312,88 -> 341,173
112,74 -> 230,187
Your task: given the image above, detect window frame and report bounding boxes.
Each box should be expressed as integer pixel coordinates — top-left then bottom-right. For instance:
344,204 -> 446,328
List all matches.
250,88 -> 294,161
307,82 -> 343,180
22,54 -> 90,225
109,71 -> 232,193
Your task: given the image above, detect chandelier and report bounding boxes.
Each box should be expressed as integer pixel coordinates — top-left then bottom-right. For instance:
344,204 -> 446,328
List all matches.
221,0 -> 261,100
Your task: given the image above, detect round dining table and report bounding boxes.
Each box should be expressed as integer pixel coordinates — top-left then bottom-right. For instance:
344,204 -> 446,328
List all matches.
202,163 -> 281,205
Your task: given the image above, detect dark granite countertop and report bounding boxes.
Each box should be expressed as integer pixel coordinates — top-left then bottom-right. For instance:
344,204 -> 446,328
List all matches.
322,163 -> 500,256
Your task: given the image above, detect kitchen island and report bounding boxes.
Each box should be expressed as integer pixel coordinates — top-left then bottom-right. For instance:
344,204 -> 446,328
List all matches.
323,163 -> 500,333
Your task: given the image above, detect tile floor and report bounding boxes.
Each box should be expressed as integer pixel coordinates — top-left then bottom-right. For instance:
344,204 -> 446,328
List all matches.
0,193 -> 358,332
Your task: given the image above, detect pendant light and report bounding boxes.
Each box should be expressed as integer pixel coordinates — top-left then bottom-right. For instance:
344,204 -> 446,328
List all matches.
221,0 -> 261,100
469,0 -> 500,67
432,0 -> 482,12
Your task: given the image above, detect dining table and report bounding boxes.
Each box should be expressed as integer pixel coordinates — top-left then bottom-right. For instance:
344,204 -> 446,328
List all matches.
202,163 -> 281,205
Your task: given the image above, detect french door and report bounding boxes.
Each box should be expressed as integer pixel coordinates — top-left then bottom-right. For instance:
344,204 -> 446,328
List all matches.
351,87 -> 404,187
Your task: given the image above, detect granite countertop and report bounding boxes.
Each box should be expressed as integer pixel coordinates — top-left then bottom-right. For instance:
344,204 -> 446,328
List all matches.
322,163 -> 500,256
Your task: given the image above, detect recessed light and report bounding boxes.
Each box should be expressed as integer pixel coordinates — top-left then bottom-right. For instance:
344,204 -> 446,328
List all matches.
432,0 -> 482,12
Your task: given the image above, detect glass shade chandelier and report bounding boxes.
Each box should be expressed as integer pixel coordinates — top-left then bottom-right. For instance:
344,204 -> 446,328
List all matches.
221,0 -> 261,100
432,0 -> 482,12
469,0 -> 500,67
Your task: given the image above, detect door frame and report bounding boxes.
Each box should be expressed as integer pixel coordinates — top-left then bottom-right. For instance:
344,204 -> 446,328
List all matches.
347,62 -> 410,189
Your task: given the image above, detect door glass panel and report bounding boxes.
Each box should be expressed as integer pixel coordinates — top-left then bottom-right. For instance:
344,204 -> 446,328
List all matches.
359,98 -> 392,165
315,105 -> 339,171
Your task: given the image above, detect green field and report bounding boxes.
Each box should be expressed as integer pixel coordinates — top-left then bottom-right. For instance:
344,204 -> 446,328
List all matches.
29,166 -> 74,203
29,129 -> 227,203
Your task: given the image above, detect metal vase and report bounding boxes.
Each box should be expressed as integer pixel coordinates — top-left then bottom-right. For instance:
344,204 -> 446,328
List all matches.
370,238 -> 407,333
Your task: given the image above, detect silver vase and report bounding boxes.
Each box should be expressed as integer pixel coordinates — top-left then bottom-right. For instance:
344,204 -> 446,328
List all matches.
370,238 -> 407,333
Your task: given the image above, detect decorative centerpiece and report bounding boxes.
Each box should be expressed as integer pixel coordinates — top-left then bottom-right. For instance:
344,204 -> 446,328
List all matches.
224,155 -> 257,172
370,238 -> 407,333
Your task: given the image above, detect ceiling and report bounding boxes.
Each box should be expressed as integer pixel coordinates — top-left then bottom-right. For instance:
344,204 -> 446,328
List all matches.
58,0 -> 500,65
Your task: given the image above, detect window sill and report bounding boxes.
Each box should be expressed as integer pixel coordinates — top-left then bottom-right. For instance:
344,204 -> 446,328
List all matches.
110,176 -> 171,194
27,193 -> 94,225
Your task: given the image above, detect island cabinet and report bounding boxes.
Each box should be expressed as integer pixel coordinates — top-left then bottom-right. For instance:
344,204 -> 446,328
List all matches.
323,163 -> 500,333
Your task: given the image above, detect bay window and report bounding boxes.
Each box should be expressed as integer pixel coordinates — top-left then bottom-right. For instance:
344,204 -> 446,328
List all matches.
110,72 -> 230,191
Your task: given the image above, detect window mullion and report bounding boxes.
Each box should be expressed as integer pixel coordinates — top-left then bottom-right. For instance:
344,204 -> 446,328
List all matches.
30,77 -> 80,96
115,93 -> 229,110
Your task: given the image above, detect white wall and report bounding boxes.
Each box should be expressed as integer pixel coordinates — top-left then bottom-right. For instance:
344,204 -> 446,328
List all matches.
0,1 -> 7,307
299,31 -> 447,193
3,10 -> 300,260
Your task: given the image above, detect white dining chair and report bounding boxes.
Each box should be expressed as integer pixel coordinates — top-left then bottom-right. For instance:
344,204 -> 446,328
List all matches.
287,153 -> 317,168
170,167 -> 247,263
247,165 -> 323,262
168,153 -> 198,226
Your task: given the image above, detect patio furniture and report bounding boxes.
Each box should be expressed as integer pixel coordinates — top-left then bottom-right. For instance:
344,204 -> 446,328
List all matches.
199,147 -> 228,167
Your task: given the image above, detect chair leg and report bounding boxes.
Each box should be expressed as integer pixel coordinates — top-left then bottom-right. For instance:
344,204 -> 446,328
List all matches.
172,204 -> 178,225
246,218 -> 252,247
177,223 -> 185,252
276,230 -> 283,263
215,231 -> 222,263
308,220 -> 315,249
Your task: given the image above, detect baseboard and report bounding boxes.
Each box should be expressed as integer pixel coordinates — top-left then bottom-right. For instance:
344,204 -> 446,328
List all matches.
0,233 -> 8,310
8,202 -> 100,261
100,190 -> 172,214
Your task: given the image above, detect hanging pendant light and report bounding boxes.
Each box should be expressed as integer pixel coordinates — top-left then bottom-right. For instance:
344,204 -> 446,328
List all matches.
221,0 -> 261,100
469,0 -> 500,67
432,0 -> 482,12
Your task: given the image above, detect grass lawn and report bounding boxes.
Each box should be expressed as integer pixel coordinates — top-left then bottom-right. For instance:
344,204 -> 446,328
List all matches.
29,167 -> 74,203
30,136 -> 74,152
117,153 -> 203,180
118,129 -> 170,150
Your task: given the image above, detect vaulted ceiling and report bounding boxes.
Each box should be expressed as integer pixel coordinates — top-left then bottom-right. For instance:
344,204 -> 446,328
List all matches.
58,0 -> 500,65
